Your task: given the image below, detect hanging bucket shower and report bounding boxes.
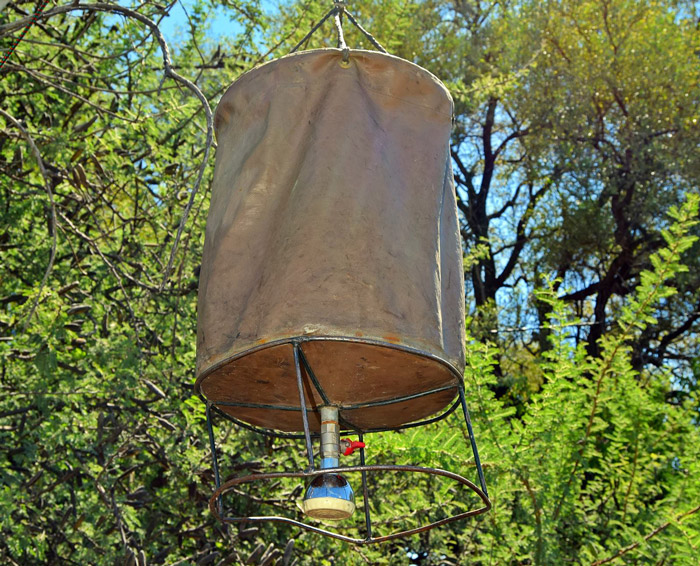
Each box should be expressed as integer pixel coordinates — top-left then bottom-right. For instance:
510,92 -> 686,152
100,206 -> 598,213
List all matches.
196,3 -> 490,543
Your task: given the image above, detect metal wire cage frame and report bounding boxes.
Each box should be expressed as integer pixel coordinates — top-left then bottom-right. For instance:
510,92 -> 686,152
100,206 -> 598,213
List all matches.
202,339 -> 491,544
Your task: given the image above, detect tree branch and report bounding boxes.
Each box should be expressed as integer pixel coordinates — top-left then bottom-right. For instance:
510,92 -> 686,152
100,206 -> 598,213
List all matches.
1,2 -> 214,290
591,504 -> 700,566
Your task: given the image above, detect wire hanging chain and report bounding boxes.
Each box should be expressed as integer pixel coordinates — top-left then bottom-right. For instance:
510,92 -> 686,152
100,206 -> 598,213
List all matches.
291,1 -> 387,56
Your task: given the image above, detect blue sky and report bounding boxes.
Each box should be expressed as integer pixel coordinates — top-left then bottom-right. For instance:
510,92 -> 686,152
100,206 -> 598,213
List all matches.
158,0 -> 279,50
159,1 -> 243,47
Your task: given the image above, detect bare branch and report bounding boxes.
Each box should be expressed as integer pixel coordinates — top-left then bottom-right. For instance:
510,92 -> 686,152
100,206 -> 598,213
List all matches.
591,504 -> 700,566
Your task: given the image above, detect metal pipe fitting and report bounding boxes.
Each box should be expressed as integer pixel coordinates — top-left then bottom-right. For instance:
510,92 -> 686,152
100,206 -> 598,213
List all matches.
301,406 -> 355,519
320,406 -> 340,469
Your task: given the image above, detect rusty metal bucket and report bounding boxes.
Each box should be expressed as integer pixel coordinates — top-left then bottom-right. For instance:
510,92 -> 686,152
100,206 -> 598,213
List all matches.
195,49 -> 465,433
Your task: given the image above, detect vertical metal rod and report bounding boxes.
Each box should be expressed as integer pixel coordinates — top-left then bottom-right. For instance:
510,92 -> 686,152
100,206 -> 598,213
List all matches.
458,386 -> 488,498
206,402 -> 223,516
293,341 -> 315,470
358,433 -> 372,540
298,347 -> 331,405
299,347 -> 357,433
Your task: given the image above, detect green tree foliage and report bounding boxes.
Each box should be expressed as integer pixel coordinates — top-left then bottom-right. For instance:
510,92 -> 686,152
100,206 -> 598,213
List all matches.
277,0 -> 700,403
1,0 -> 699,564
1,1 -> 268,563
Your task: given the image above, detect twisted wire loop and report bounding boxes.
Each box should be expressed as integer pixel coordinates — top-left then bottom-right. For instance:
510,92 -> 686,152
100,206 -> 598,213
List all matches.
290,1 -> 387,55
333,2 -> 350,62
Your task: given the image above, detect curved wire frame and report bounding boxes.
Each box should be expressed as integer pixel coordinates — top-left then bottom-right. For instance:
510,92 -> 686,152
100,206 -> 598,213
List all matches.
203,341 -> 491,543
209,465 -> 491,544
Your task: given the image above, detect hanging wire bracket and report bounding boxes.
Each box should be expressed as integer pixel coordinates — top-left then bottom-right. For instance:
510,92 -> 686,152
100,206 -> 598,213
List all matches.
204,342 -> 491,544
291,1 -> 387,56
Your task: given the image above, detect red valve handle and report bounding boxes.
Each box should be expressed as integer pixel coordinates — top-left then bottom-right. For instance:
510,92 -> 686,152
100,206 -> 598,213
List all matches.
341,439 -> 366,456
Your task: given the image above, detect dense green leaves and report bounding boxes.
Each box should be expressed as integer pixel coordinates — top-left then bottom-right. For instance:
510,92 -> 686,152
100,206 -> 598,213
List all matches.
2,0 -> 699,564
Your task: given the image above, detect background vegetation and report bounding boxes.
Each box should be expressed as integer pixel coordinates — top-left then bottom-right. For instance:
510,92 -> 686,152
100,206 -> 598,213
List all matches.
1,0 -> 699,564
